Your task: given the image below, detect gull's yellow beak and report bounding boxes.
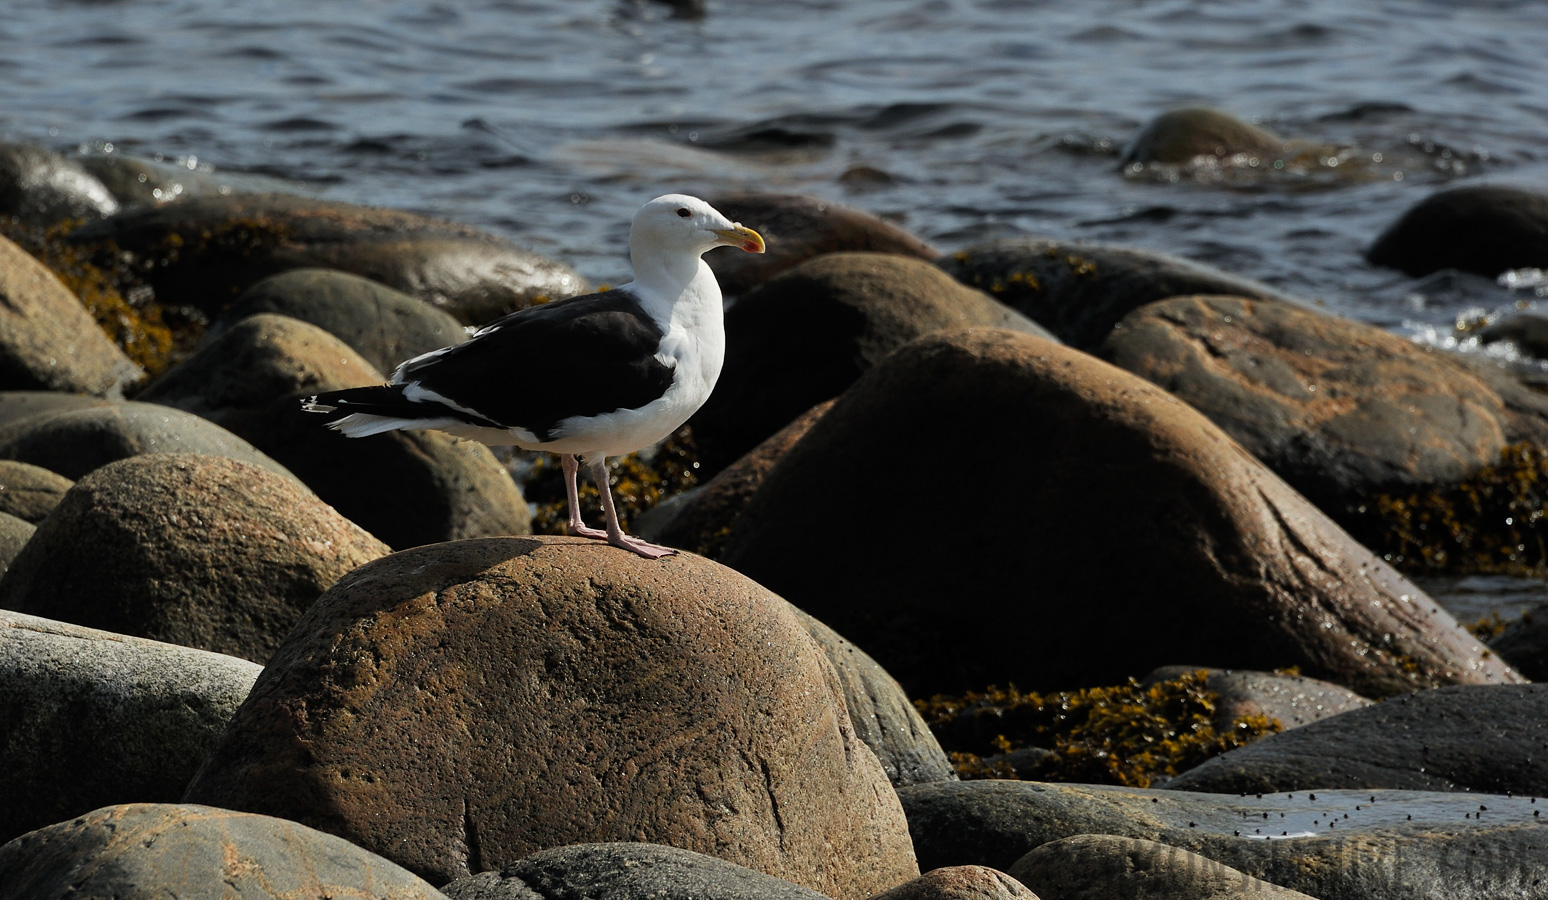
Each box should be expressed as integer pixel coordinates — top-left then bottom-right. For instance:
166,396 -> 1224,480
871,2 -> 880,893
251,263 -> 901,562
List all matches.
714,223 -> 766,254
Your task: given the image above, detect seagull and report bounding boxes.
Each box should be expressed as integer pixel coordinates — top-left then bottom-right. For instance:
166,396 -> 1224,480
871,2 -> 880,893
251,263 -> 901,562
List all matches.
301,194 -> 765,559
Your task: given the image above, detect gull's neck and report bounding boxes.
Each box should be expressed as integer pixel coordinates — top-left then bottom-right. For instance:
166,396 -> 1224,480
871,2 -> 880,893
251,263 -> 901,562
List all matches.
628,239 -> 718,322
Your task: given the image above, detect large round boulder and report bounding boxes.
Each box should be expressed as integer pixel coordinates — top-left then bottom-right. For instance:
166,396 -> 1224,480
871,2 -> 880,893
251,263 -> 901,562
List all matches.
703,192 -> 940,296
138,313 -> 531,548
210,268 -> 468,374
1165,683 -> 1548,795
0,610 -> 261,844
1367,185 -> 1548,278
0,453 -> 389,662
0,803 -> 448,899
183,536 -> 919,896
67,191 -> 586,323
692,252 -> 1052,475
719,329 -> 1517,698
0,400 -> 293,481
0,235 -> 141,395
0,391 -> 114,430
1098,294 -> 1548,512
936,238 -> 1292,349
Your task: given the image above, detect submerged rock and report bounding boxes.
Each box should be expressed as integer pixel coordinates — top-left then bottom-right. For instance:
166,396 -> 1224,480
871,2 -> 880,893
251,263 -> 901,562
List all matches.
0,453 -> 389,663
68,191 -> 586,323
183,536 -> 919,895
899,779 -> 1548,900
0,803 -> 448,899
937,238 -> 1291,349
0,611 -> 260,844
1120,108 -> 1287,167
1367,185 -> 1548,278
693,252 -> 1052,475
704,192 -> 939,296
441,843 -> 831,900
210,268 -> 468,375
139,313 -> 531,548
1099,294 -> 1548,514
0,235 -> 142,396
1010,834 -> 1318,900
719,329 -> 1518,699
1166,683 -> 1548,795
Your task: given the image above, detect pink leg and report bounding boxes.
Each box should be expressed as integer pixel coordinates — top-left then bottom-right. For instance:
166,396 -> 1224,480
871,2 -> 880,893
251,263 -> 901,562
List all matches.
589,457 -> 678,560
561,453 -> 608,541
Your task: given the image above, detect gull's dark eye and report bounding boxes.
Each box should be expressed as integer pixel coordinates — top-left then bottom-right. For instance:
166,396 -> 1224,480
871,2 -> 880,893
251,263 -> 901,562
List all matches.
676,207 -> 692,218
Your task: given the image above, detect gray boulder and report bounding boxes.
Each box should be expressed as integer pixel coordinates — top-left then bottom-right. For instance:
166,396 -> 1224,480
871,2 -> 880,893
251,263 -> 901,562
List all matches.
1010,834 -> 1317,900
0,611 -> 260,844
0,803 -> 448,899
0,142 -> 118,226
0,460 -> 73,524
0,513 -> 33,578
1166,684 -> 1548,795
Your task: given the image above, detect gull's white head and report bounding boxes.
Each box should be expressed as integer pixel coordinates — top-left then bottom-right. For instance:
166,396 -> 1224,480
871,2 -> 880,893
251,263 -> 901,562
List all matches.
629,194 -> 766,260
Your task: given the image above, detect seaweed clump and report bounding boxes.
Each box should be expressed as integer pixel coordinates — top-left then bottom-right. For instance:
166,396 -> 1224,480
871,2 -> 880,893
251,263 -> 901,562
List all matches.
914,670 -> 1281,787
0,217 -> 177,374
1345,442 -> 1548,575
522,426 -> 701,536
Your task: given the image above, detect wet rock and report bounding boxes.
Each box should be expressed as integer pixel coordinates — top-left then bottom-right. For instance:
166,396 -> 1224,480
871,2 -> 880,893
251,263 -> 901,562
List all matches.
1367,185 -> 1548,278
139,314 -> 531,548
0,460 -> 72,524
68,191 -> 586,323
1098,294 -> 1548,513
1491,605 -> 1548,680
77,152 -> 233,208
210,268 -> 468,374
0,235 -> 142,395
0,400 -> 293,481
867,866 -> 1039,900
937,238 -> 1291,349
693,252 -> 1052,475
718,329 -> 1518,699
0,611 -> 260,844
142,331 -> 494,546
899,779 -> 1548,900
1477,311 -> 1548,359
184,536 -> 919,894
1141,665 -> 1372,732
441,843 -> 830,900
0,392 -> 114,430
0,803 -> 448,899
1165,684 -> 1548,795
704,192 -> 939,295
640,400 -> 834,557
0,513 -> 33,578
1119,108 -> 1286,167
0,453 -> 389,663
795,609 -> 956,787
1009,834 -> 1316,900
0,142 -> 119,226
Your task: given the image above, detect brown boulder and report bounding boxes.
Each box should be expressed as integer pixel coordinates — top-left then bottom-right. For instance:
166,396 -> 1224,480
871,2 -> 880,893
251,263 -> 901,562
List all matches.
0,453 -> 389,663
936,238 -> 1291,350
0,460 -> 72,524
693,252 -> 1051,475
1099,295 -> 1548,513
1119,108 -> 1287,167
0,803 -> 448,899
0,235 -> 142,395
719,329 -> 1519,698
867,867 -> 1039,900
183,536 -> 919,895
139,313 -> 531,548
703,192 -> 939,296
68,191 -> 586,323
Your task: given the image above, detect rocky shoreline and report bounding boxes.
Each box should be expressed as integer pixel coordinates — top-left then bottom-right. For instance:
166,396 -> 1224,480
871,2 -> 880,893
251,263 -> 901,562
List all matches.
4,109 -> 1548,898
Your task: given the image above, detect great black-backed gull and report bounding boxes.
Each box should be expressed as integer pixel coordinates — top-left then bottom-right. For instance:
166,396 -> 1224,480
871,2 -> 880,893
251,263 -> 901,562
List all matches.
301,194 -> 765,559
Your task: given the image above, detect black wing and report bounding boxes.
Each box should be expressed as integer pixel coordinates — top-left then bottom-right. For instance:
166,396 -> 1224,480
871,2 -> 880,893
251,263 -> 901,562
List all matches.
392,288 -> 675,439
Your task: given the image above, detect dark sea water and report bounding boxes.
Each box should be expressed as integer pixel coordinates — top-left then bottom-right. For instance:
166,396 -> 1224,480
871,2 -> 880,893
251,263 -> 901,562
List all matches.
4,0 -> 1548,608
